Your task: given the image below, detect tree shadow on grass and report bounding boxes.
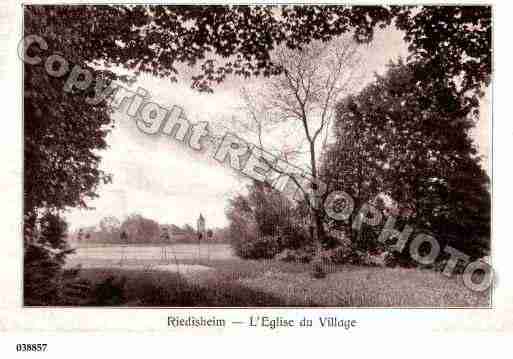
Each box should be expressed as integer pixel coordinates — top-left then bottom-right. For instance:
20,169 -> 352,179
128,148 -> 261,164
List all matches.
61,268 -> 297,307
150,281 -> 292,307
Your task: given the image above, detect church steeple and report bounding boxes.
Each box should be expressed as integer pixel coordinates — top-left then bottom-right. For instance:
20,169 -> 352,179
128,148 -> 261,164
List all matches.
197,213 -> 206,236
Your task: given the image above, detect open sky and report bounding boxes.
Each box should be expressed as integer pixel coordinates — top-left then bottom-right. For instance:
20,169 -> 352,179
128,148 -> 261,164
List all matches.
64,29 -> 491,231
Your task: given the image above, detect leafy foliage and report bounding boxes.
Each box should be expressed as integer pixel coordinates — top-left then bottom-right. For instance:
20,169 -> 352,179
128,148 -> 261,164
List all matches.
89,275 -> 127,306
227,181 -> 311,259
275,247 -> 315,263
24,212 -> 75,305
160,228 -> 171,242
119,214 -> 160,243
322,61 -> 490,261
392,6 -> 491,103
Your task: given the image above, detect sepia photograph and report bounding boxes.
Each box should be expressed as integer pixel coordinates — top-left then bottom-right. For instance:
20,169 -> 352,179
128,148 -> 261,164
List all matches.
22,4 -> 492,308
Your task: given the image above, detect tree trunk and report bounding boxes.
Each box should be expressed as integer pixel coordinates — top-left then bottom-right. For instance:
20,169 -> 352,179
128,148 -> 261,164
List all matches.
312,208 -> 325,246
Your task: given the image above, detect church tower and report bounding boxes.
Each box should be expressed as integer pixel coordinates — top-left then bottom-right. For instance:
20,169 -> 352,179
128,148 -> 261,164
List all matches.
197,213 -> 206,240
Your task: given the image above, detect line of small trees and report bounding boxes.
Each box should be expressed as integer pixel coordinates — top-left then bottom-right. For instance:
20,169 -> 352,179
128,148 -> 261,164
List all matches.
70,214 -> 228,245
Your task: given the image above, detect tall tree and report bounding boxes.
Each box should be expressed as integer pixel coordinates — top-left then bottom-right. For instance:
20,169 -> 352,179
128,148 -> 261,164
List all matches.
99,216 -> 121,234
322,61 -> 490,260
320,93 -> 388,249
237,36 -> 366,254
120,214 -> 160,243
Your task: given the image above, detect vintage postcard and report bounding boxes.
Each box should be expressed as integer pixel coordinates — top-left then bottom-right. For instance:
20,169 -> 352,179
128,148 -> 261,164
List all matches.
1,0 -> 512,353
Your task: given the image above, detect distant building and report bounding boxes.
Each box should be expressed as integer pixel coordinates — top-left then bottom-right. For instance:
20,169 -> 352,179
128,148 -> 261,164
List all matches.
197,213 -> 206,240
160,224 -> 192,242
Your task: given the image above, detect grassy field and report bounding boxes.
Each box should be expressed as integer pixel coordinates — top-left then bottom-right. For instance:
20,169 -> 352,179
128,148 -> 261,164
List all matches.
71,257 -> 490,307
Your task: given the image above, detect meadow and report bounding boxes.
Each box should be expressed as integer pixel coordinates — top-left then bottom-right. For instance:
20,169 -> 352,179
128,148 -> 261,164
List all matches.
65,244 -> 490,307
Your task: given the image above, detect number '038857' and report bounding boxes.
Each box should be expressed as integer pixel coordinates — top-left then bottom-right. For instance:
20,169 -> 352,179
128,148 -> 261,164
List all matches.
16,344 -> 47,352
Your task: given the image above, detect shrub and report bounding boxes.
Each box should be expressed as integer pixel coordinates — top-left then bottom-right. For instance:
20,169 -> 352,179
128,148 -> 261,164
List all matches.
228,218 -> 261,259
318,234 -> 353,264
311,258 -> 327,279
367,252 -> 389,267
278,225 -> 312,250
319,246 -> 346,264
227,181 -> 313,260
228,207 -> 311,260
24,243 -> 62,305
237,235 -> 281,259
275,247 -> 315,263
430,258 -> 467,274
136,282 -> 174,306
90,275 -> 126,306
24,212 -> 75,306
